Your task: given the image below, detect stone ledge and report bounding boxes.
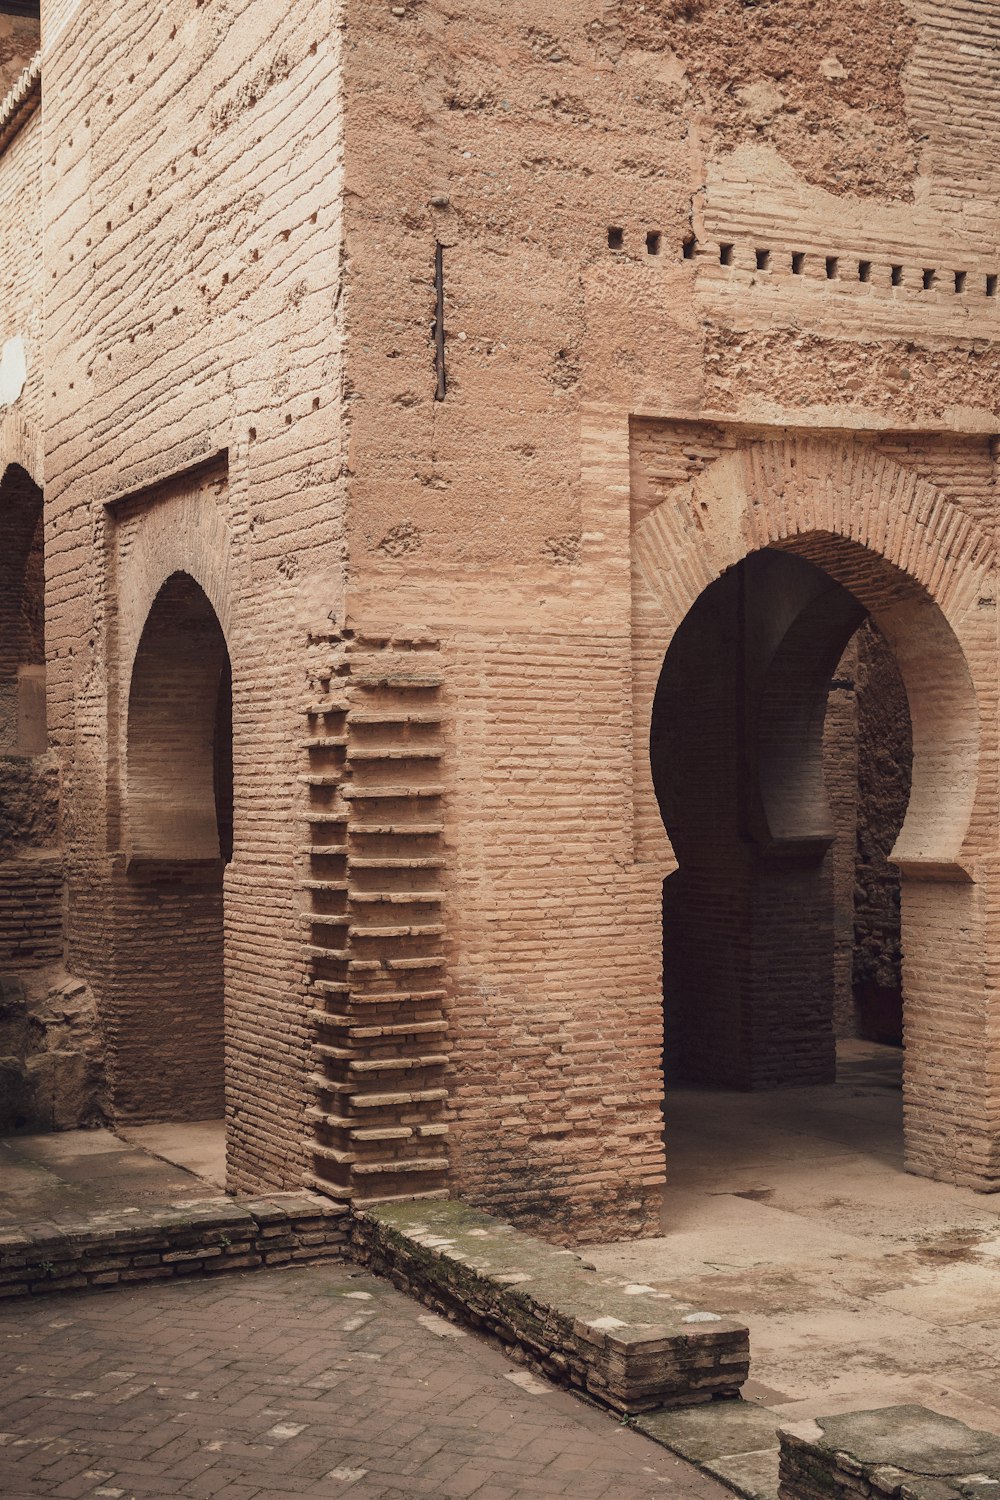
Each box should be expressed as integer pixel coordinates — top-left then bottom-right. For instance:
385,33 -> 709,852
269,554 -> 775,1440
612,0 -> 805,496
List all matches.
0,1192 -> 348,1298
778,1405 -> 1000,1499
351,1198 -> 749,1414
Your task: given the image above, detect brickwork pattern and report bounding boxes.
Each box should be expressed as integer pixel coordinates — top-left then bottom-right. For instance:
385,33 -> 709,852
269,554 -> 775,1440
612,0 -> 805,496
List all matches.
0,1261 -> 730,1499
302,627 -> 450,1207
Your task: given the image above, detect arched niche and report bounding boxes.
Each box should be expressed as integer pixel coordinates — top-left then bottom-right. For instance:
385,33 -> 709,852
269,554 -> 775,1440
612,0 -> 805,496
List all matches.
126,571 -> 233,863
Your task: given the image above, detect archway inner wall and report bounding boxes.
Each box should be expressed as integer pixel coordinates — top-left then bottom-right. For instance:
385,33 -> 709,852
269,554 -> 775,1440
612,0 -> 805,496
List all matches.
632,426 -> 1000,1190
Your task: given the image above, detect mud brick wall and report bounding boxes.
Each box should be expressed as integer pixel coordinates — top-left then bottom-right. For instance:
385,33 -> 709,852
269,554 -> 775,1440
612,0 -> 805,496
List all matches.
38,3 -> 348,1188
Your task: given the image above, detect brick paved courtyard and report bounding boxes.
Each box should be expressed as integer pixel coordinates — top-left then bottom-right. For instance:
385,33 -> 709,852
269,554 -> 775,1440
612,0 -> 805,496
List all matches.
0,1263 -> 729,1500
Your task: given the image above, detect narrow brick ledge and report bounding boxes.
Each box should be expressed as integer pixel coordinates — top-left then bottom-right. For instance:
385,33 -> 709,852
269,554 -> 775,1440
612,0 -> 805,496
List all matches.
351,1198 -> 749,1414
0,1192 -> 348,1299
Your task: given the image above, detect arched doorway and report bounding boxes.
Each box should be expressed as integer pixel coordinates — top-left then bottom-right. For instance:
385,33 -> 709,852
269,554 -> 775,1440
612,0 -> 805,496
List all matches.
630,436 -> 994,1192
120,571 -> 232,1127
652,548 -> 913,1096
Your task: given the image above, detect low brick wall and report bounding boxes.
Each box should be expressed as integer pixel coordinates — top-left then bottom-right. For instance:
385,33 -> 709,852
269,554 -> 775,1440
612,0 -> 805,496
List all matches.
0,1192 -> 348,1298
352,1198 -> 749,1414
778,1405 -> 1000,1499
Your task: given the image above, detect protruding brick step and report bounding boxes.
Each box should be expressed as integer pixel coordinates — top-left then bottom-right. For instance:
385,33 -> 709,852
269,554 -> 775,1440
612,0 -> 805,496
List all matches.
313,1043 -> 354,1062
305,1106 -> 353,1129
301,736 -> 348,749
303,699 -> 350,716
347,1054 -> 449,1073
299,774 -> 343,787
302,880 -> 349,892
340,785 -> 444,800
302,913 -> 350,929
350,1087 -> 449,1107
353,1188 -> 450,1206
308,980 -> 351,998
349,823 -> 444,836
304,944 -> 350,962
306,812 -> 350,825
309,1011 -> 448,1040
308,1010 -> 352,1028
349,923 -> 444,939
308,1072 -> 354,1095
348,891 -> 444,905
349,711 -> 443,726
352,1157 -> 449,1177
353,672 -> 443,689
344,988 -> 447,1006
310,1143 -> 356,1167
302,1171 -> 354,1200
308,845 -> 350,856
380,956 -> 445,971
350,1126 -> 415,1142
349,856 -> 446,870
349,747 -> 441,762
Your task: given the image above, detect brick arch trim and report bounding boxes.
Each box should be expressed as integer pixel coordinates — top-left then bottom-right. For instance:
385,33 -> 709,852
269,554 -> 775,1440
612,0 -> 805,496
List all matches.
118,494 -> 234,681
632,437 -> 995,876
0,411 -> 42,489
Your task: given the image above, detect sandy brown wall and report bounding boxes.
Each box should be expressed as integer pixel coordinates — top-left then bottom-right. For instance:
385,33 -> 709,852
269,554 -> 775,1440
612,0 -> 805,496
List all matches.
40,0 -> 348,1185
336,0 -> 1000,1232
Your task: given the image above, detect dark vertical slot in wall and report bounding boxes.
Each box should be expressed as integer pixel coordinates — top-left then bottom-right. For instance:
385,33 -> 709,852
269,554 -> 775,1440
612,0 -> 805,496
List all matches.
433,243 -> 446,402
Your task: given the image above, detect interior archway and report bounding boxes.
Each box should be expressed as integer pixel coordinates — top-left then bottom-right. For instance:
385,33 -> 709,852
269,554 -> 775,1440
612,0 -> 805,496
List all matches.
653,547 -> 919,1094
118,572 -> 232,1126
650,536 -> 977,1202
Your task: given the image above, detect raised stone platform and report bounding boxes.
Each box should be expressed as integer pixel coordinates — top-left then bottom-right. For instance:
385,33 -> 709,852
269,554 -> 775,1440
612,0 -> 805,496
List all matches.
352,1198 -> 750,1414
0,1191 -> 348,1298
778,1406 -> 1000,1499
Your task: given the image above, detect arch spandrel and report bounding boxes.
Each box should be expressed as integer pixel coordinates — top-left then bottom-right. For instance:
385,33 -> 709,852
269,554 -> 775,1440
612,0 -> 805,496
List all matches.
0,411 -> 42,490
117,494 -> 234,681
632,438 -> 996,878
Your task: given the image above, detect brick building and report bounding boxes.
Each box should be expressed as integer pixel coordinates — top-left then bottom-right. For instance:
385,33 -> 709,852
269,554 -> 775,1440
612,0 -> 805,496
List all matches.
1,0 -> 998,1241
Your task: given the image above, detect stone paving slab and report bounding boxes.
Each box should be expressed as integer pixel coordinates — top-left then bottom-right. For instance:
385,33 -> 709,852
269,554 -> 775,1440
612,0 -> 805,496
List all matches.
778,1405 -> 1000,1499
0,1130 -> 221,1227
0,1261 -> 732,1499
639,1404 -> 781,1498
353,1198 -> 750,1414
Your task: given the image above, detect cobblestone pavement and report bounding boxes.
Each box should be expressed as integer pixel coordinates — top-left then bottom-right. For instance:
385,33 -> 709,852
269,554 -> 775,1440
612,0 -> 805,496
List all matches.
0,1263 -> 731,1500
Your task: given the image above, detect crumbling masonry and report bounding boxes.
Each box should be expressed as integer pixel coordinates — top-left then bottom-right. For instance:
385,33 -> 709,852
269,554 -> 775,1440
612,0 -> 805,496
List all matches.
2,0 -> 1000,1241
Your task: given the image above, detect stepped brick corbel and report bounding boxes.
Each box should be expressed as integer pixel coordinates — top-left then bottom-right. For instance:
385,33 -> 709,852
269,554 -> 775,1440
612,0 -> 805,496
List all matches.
301,628 -> 451,1207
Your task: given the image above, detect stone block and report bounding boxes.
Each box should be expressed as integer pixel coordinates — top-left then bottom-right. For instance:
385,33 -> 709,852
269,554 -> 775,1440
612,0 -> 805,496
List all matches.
778,1406 -> 1000,1499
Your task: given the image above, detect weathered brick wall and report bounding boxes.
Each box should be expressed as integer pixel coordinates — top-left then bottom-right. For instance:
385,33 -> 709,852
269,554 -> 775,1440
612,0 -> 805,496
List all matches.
1,0 -> 998,1234
334,1 -> 1000,1228
39,1 -> 348,1186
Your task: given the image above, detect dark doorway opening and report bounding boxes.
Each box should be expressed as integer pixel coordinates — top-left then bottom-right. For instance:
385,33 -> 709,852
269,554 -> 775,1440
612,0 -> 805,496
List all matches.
652,548 -> 913,1097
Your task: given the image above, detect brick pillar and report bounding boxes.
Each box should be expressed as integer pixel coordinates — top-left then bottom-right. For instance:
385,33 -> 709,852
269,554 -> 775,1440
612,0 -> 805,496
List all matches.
902,862 -> 1000,1191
